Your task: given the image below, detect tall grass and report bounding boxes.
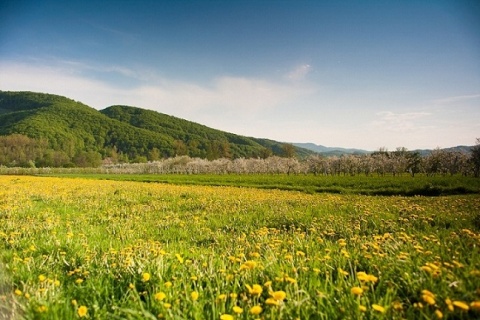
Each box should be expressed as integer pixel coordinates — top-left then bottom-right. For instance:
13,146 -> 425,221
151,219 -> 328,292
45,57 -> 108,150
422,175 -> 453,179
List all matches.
1,175 -> 479,319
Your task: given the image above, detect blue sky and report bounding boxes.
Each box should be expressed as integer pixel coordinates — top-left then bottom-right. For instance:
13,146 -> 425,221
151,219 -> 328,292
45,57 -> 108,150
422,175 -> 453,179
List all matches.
1,0 -> 479,150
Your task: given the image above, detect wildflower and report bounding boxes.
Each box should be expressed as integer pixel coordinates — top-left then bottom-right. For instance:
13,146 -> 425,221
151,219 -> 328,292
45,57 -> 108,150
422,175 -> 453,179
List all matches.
129,283 -> 135,290
270,290 -> 287,301
232,306 -> 243,314
175,254 -> 184,264
452,301 -> 469,311
75,278 -> 84,284
240,260 -> 257,270
164,281 -> 172,288
217,294 -> 227,301
220,315 -> 234,320
435,310 -> 443,319
359,305 -> 367,312
230,293 -> 238,299
250,305 -> 263,315
155,292 -> 166,301
142,273 -> 151,282
445,298 -> 454,311
372,304 -> 385,313
471,301 -> 480,311
246,284 -> 263,296
77,305 -> 88,317
14,289 -> 22,296
163,303 -> 171,309
350,287 -> 363,296
421,290 -> 436,305
71,299 -> 77,306
191,291 -> 199,301
357,271 -> 378,283
266,298 -> 279,306
392,301 -> 403,311
38,275 -> 46,282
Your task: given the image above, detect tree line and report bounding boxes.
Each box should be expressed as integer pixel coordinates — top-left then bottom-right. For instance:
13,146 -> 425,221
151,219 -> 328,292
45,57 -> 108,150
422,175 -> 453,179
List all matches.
1,133 -> 479,177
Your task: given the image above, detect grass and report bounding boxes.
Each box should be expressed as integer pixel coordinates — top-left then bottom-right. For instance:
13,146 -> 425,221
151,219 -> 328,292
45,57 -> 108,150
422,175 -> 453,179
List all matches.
0,175 -> 479,319
42,173 -> 480,196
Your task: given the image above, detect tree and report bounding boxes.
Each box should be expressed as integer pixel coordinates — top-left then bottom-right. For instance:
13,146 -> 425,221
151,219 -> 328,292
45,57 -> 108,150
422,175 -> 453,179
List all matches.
282,143 -> 296,158
471,138 -> 480,177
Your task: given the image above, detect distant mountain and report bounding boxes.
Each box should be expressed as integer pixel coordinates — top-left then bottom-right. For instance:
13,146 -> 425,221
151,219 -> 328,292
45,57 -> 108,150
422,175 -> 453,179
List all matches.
295,142 -> 473,157
0,90 -> 313,165
293,142 -> 370,156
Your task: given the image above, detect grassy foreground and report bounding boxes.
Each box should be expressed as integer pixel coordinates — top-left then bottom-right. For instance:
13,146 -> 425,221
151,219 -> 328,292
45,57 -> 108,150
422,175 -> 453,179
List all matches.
0,175 -> 479,319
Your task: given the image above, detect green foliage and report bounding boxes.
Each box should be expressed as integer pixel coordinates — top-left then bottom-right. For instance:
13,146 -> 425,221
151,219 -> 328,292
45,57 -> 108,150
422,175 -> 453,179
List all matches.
0,91 -> 312,166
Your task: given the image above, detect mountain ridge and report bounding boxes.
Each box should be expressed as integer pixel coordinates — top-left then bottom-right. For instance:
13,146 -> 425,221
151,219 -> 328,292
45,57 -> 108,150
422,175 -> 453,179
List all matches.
0,90 -> 313,166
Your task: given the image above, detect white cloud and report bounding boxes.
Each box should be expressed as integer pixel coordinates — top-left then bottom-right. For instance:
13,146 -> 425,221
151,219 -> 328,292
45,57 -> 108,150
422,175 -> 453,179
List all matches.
0,60 -> 316,122
372,111 -> 432,133
285,64 -> 311,81
432,94 -> 480,104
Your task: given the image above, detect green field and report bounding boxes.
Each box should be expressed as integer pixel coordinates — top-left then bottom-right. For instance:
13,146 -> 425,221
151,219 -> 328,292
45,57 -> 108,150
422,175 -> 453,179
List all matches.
46,173 -> 480,196
1,175 -> 479,319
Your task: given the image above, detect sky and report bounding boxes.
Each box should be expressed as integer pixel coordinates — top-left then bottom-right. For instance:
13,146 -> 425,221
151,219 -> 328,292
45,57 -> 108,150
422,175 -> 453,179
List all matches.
1,0 -> 479,151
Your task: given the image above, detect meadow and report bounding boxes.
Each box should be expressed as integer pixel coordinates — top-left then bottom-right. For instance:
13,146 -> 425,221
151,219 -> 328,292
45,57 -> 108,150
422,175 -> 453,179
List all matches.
0,175 -> 479,319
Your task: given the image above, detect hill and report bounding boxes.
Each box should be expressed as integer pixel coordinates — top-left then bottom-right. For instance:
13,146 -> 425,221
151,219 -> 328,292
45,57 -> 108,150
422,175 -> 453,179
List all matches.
293,142 -> 370,156
0,91 -> 312,167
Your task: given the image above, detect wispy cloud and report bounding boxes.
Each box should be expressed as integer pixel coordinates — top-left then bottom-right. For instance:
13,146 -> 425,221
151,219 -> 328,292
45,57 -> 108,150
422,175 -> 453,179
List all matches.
432,94 -> 480,104
285,64 -> 311,81
0,60 -> 316,123
372,111 -> 433,133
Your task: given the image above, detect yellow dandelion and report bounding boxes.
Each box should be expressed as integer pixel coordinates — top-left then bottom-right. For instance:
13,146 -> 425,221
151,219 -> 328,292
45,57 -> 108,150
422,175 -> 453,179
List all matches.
232,306 -> 243,314
270,290 -> 287,301
38,275 -> 46,282
191,291 -> 199,301
75,278 -> 84,284
445,298 -> 454,311
14,289 -> 22,296
350,287 -> 363,296
246,284 -> 263,296
77,305 -> 88,317
470,301 -> 480,311
164,281 -> 172,288
435,309 -> 443,319
163,303 -> 172,309
452,301 -> 469,311
266,297 -> 279,306
220,315 -> 234,320
372,304 -> 386,313
240,260 -> 257,270
155,292 -> 166,301
250,305 -> 263,315
359,305 -> 367,312
142,273 -> 151,282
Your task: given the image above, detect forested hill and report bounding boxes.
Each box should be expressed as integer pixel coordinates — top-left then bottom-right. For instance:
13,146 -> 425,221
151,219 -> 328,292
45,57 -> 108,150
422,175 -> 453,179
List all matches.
0,91 -> 312,167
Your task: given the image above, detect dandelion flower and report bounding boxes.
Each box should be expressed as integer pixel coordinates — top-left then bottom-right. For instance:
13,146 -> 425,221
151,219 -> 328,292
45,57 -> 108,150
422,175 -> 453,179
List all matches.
142,273 -> 151,282
435,310 -> 443,319
359,305 -> 367,312
38,275 -> 46,282
250,305 -> 263,315
232,306 -> 243,314
452,301 -> 469,311
164,281 -> 172,288
266,298 -> 279,306
14,289 -> 22,296
471,301 -> 480,311
155,292 -> 166,301
191,291 -> 199,301
220,315 -> 234,320
372,304 -> 385,313
270,290 -> 287,301
246,284 -> 263,296
77,306 -> 88,317
350,287 -> 363,296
